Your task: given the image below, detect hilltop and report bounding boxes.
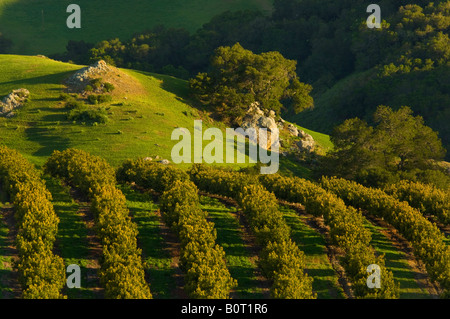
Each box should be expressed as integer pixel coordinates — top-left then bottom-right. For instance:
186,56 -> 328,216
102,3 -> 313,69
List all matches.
0,54 -> 209,167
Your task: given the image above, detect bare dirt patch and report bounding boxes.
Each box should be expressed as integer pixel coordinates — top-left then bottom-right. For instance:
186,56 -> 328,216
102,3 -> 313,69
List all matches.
64,60 -> 147,98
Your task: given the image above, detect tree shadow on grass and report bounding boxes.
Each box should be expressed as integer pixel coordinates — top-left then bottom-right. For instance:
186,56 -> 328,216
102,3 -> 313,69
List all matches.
146,267 -> 177,299
38,106 -> 70,123
0,268 -> 18,298
0,71 -> 75,88
228,264 -> 266,299
283,213 -> 328,256
25,125 -> 71,158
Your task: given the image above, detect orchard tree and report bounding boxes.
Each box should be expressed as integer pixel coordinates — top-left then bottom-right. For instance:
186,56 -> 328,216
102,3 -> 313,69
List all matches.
189,43 -> 313,123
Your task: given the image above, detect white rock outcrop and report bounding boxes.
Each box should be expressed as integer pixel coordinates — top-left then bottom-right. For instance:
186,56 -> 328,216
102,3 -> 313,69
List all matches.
241,102 -> 280,150
66,60 -> 112,90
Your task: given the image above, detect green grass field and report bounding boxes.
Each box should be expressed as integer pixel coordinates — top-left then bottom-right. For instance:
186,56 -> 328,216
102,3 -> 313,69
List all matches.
281,206 -> 345,299
45,176 -> 97,299
200,196 -> 266,299
364,220 -> 432,299
0,0 -> 273,55
120,185 -> 178,299
0,55 -> 227,167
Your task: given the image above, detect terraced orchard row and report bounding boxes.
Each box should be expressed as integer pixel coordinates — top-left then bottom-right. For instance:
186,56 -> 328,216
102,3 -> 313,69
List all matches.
119,159 -> 315,298
121,160 -> 237,298
0,146 -> 65,298
0,147 -> 448,299
44,149 -> 152,298
321,177 -> 450,297
190,165 -> 399,298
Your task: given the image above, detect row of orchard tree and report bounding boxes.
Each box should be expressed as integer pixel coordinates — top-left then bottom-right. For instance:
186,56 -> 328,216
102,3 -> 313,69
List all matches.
0,146 -> 448,298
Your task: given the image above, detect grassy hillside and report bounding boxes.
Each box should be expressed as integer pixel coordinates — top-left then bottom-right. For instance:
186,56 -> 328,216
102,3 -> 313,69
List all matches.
289,70 -> 375,135
0,0 -> 273,55
0,54 -> 217,167
0,54 -> 330,173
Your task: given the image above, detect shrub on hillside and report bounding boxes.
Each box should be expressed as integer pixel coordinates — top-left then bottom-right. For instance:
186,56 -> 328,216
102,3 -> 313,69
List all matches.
87,94 -> 112,105
90,78 -> 103,90
67,105 -> 108,124
104,82 -> 115,92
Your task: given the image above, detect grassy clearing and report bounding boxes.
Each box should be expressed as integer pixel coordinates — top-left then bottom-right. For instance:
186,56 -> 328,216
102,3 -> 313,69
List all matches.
119,184 -> 177,299
278,154 -> 314,179
0,0 -> 273,55
364,220 -> 432,299
44,176 -> 96,299
200,196 -> 265,299
286,123 -> 333,154
280,206 -> 345,299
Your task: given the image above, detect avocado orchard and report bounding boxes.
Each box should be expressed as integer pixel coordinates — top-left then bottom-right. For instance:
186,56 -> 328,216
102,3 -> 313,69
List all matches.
117,159 -> 236,298
189,165 -> 316,299
44,149 -> 152,299
321,177 -> 450,296
258,173 -> 400,298
0,146 -> 65,299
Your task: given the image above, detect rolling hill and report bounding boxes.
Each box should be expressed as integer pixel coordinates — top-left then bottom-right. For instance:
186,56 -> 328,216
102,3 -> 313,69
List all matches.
0,54 -> 329,174
1,55 -> 448,302
0,0 -> 273,55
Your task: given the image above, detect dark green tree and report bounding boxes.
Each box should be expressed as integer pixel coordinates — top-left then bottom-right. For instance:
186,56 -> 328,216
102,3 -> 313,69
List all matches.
323,105 -> 447,185
0,33 -> 12,53
373,105 -> 446,170
90,38 -> 126,66
189,43 -> 313,123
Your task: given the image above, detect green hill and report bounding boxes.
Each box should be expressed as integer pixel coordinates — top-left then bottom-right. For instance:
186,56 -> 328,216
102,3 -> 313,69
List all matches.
0,0 -> 273,55
0,54 -> 214,167
0,54 -> 330,174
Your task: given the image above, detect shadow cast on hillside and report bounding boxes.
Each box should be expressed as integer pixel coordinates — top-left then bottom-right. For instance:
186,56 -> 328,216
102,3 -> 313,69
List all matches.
25,125 -> 71,158
134,71 -> 196,106
0,71 -> 75,88
38,106 -> 70,122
